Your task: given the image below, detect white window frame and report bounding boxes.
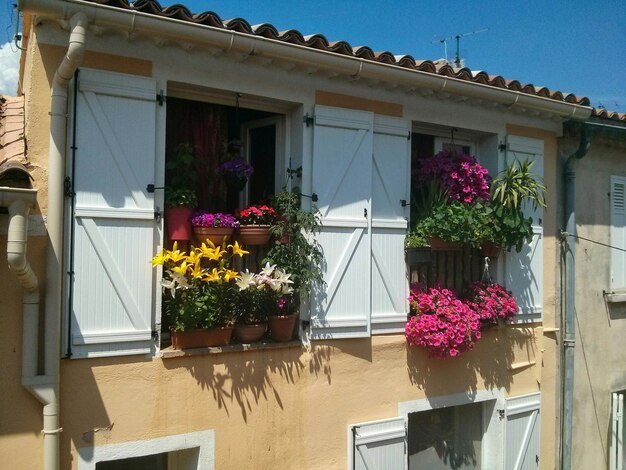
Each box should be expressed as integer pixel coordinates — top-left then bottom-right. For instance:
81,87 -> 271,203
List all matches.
399,388 -> 505,470
611,390 -> 626,470
77,430 -> 215,470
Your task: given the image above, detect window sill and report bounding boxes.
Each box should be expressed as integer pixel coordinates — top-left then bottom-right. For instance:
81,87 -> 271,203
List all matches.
606,291 -> 626,303
159,339 -> 302,359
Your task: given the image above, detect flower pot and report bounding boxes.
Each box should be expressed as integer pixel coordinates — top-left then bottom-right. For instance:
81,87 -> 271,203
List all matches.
480,242 -> 501,258
193,226 -> 234,246
165,206 -> 194,241
234,323 -> 267,343
238,225 -> 271,246
405,247 -> 431,264
170,326 -> 234,349
427,237 -> 463,252
269,314 -> 298,342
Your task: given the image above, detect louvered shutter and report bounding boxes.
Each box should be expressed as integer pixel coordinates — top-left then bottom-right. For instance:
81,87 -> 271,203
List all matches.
69,69 -> 158,358
611,176 -> 626,289
351,417 -> 407,470
611,392 -> 625,470
505,392 -> 541,470
310,105 -> 373,339
504,136 -> 544,323
371,115 -> 410,334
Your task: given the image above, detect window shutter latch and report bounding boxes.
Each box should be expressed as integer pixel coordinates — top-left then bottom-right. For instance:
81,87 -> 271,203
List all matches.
303,113 -> 314,127
156,90 -> 166,106
64,176 -> 75,198
154,206 -> 162,222
497,409 -> 505,420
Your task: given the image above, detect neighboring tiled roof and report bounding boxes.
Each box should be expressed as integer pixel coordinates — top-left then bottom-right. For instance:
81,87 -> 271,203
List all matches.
591,108 -> 626,123
83,0 -> 592,107
0,95 -> 26,165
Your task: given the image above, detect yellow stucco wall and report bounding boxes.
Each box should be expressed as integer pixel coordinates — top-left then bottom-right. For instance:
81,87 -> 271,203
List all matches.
0,21 -> 564,470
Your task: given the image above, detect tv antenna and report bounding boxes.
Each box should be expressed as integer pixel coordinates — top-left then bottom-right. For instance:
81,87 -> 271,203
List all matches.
431,28 -> 489,68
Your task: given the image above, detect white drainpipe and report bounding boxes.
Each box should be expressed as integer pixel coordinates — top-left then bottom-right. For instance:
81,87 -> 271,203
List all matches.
7,11 -> 87,470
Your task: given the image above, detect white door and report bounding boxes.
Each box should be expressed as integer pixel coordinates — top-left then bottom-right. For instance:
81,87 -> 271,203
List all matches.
310,105 -> 373,339
371,115 -> 410,334
504,136 -> 544,323
69,68 -> 158,358
505,392 -> 541,470
351,417 -> 407,470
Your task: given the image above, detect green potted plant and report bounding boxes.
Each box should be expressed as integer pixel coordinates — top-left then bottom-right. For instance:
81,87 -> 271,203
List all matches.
151,240 -> 247,349
164,143 -> 199,241
405,227 -> 431,264
236,204 -> 278,245
264,189 -> 324,341
416,201 -> 492,251
233,263 -> 294,343
482,159 -> 546,254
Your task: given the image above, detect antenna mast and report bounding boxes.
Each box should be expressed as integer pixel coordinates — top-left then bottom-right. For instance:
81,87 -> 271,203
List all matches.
431,28 -> 488,67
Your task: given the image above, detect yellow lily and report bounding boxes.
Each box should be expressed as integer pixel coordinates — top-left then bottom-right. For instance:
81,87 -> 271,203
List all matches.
199,242 -> 225,261
150,250 -> 168,266
171,261 -> 189,275
167,241 -> 186,263
228,241 -> 249,257
190,259 -> 206,279
223,269 -> 239,282
204,268 -> 221,283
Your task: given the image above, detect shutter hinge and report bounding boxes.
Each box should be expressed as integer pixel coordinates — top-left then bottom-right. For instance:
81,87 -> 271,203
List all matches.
152,325 -> 160,342
303,113 -> 314,127
407,131 -> 411,141
64,176 -> 75,198
497,409 -> 505,420
156,90 -> 166,106
154,206 -> 162,222
499,143 -> 507,152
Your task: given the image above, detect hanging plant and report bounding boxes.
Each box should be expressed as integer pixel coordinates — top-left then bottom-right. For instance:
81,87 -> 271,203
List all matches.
464,282 -> 518,327
406,285 -> 481,358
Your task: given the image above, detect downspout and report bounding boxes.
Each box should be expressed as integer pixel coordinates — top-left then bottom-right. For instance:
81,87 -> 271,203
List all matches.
560,123 -> 591,470
18,11 -> 87,470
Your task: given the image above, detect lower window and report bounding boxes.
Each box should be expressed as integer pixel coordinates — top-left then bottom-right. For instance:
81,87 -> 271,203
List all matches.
408,401 -> 484,469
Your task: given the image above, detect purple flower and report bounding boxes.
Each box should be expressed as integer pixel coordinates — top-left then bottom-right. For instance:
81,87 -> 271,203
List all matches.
219,158 -> 254,179
191,211 -> 240,228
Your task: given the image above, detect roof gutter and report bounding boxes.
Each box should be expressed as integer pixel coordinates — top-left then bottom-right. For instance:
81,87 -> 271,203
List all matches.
20,0 -> 592,121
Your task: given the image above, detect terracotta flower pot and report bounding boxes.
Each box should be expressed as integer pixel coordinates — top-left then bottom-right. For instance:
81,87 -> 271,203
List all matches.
165,206 -> 193,241
238,225 -> 271,245
405,247 -> 431,264
427,237 -> 463,252
269,314 -> 298,342
193,226 -> 234,246
170,326 -> 234,349
234,323 -> 267,343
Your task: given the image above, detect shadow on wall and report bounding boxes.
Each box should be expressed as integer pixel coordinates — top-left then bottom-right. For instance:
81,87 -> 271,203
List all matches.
164,347 -> 305,423
406,325 -> 537,397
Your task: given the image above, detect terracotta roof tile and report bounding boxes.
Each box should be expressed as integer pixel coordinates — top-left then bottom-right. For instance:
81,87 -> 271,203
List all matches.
591,108 -> 626,122
0,96 -> 26,166
71,0 -> 609,111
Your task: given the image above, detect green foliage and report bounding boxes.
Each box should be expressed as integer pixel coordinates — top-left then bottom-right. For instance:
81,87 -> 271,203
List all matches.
416,201 -> 493,248
165,143 -> 198,207
491,159 -> 546,211
232,287 -> 276,325
485,205 -> 534,253
405,227 -> 428,248
263,190 -> 324,311
164,187 -> 198,207
163,281 -> 236,331
410,180 -> 448,223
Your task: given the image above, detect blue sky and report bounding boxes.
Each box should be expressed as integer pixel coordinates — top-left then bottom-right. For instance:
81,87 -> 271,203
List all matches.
1,0 -> 625,111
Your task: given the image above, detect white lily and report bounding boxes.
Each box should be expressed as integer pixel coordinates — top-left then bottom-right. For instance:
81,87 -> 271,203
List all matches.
236,270 -> 255,290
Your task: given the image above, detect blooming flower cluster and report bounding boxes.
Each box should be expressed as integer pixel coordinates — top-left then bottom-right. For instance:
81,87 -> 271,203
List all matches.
464,282 -> 518,325
237,205 -> 277,225
416,150 -> 490,204
191,211 -> 240,228
406,285 -> 481,358
236,263 -> 294,295
218,158 -> 254,179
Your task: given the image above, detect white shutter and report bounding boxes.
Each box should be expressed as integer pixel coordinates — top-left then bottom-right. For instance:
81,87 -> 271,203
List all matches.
611,392 -> 625,470
611,176 -> 626,289
351,417 -> 407,470
504,136 -> 544,323
70,69 -> 158,358
310,106 -> 373,339
505,392 -> 541,470
371,115 -> 410,334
